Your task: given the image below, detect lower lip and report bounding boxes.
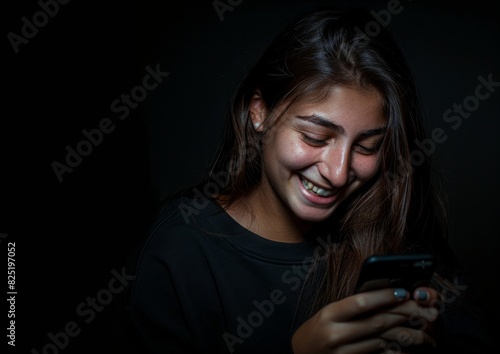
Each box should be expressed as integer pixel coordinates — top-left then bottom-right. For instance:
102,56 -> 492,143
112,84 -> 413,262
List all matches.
297,176 -> 338,206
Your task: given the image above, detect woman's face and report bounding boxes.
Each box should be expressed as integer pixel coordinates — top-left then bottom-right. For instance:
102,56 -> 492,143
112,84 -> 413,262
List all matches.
254,85 -> 387,223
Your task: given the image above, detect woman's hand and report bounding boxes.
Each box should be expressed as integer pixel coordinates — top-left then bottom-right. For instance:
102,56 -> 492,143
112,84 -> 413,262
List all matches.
291,287 -> 440,354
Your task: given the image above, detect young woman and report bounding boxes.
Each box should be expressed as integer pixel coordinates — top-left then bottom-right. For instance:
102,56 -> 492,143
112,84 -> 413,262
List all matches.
121,7 -> 493,354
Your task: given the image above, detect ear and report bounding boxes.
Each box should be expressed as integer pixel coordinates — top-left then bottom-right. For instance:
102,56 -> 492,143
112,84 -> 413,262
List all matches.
249,91 -> 267,132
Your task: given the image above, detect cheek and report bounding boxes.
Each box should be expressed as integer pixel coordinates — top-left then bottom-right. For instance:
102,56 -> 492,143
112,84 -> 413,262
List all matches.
352,155 -> 382,181
269,133 -> 312,170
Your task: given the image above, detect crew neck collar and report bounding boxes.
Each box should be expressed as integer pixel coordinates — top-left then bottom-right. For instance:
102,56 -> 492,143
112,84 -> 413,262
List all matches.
188,196 -> 321,264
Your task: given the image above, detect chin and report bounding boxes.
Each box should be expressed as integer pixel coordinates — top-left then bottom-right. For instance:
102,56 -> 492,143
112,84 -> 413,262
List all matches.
292,205 -> 338,223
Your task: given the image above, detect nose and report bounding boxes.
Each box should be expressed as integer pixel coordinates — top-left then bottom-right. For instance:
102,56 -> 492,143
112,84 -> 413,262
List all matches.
318,144 -> 350,188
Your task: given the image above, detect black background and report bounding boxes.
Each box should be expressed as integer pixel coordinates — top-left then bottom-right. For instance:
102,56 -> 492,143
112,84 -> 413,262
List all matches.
2,0 -> 499,352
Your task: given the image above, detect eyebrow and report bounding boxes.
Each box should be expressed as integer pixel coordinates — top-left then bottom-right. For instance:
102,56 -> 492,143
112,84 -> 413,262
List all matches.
359,127 -> 387,137
296,114 -> 386,137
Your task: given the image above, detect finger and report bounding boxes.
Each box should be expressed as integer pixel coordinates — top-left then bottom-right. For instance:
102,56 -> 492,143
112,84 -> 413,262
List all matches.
379,326 -> 437,348
327,288 -> 409,321
383,300 -> 439,323
328,312 -> 410,345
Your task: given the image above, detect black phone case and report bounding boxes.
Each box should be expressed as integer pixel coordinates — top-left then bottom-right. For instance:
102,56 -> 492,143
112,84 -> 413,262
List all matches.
355,253 -> 436,293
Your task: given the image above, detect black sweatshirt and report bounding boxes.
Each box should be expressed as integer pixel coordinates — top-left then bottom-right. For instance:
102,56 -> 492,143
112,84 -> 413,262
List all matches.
125,195 -> 318,353
116,195 -> 496,354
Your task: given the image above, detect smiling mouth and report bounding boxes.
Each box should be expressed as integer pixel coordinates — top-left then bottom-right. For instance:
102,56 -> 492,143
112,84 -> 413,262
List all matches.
300,176 -> 335,197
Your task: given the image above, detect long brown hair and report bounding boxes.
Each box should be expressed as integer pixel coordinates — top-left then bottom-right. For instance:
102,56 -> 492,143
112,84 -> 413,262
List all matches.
206,7 -> 450,315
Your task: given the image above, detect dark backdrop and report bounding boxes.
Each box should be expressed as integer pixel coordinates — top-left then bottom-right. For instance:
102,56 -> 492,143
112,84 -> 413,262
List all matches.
3,0 -> 499,353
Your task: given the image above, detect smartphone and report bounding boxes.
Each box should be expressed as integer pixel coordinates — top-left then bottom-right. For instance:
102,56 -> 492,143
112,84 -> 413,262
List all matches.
354,253 -> 436,293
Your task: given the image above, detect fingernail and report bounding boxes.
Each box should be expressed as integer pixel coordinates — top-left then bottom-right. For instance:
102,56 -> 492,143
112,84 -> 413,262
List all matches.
394,288 -> 408,300
415,290 -> 429,301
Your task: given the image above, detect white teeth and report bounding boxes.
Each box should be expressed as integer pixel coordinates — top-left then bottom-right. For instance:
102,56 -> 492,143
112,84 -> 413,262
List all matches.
301,178 -> 334,197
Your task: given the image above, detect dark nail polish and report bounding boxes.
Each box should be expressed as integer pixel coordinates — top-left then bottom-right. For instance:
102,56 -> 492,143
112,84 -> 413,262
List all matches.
415,290 -> 429,301
394,288 -> 407,300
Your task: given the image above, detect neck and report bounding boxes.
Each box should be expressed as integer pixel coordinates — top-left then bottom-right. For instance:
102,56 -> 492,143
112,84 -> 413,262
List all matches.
220,185 -> 315,243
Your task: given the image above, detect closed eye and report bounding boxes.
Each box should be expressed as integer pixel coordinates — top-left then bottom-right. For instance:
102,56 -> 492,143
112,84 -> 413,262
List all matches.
301,134 -> 328,147
354,144 -> 377,155
354,139 -> 383,155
